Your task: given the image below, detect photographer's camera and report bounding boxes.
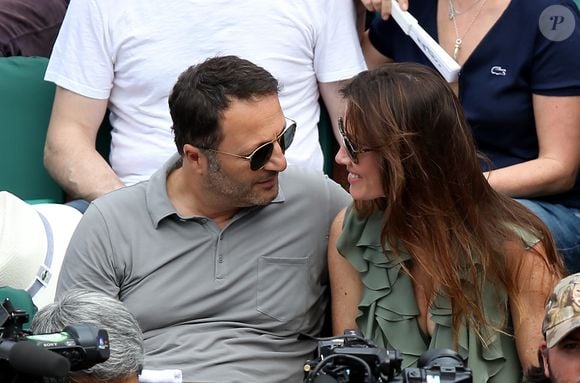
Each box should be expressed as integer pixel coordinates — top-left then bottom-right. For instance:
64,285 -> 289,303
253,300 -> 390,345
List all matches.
0,298 -> 110,382
304,330 -> 472,383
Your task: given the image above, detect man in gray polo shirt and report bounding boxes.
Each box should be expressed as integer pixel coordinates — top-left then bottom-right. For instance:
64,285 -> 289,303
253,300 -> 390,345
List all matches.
56,56 -> 351,382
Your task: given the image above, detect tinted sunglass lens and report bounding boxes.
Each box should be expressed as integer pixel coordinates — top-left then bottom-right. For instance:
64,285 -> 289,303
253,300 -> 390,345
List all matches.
338,118 -> 356,162
250,143 -> 274,170
345,139 -> 358,163
280,123 -> 296,152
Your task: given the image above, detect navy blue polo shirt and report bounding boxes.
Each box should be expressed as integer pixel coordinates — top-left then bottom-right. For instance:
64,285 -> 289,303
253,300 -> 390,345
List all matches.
369,0 -> 580,208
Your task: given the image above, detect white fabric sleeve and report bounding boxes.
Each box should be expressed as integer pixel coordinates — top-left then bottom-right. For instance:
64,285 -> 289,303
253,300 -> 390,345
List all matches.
44,0 -> 113,99
314,0 -> 367,83
140,369 -> 183,383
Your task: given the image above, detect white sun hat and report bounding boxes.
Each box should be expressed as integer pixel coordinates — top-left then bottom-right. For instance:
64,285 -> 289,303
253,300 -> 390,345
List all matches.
0,191 -> 82,309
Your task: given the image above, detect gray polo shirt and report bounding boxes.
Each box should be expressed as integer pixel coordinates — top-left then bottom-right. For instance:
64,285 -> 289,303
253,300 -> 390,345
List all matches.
56,154 -> 350,383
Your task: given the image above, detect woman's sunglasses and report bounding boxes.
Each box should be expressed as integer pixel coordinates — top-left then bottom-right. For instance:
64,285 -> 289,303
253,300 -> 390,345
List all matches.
203,117 -> 296,171
338,117 -> 370,164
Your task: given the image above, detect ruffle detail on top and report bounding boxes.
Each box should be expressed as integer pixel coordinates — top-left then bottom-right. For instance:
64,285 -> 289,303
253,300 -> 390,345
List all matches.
335,207 -> 523,383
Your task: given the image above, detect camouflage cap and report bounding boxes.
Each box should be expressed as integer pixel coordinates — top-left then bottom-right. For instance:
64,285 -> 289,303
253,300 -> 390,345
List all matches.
542,272 -> 580,348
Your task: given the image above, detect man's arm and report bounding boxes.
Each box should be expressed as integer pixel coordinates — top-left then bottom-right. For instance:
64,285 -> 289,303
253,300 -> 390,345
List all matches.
316,0 -> 367,144
484,95 -> 580,197
44,87 -> 125,201
55,203 -> 120,298
319,80 -> 349,144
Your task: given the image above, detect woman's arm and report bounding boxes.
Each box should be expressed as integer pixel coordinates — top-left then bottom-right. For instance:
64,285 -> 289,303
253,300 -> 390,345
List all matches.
508,241 -> 560,370
361,30 -> 393,69
485,95 -> 580,198
328,208 -> 364,335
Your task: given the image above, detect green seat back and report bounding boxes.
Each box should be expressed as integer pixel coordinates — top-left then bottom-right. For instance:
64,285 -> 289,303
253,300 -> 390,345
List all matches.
0,57 -> 64,204
0,287 -> 38,331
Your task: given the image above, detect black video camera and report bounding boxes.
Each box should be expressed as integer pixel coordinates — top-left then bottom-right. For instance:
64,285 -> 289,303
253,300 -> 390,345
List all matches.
0,298 -> 110,382
303,331 -> 472,383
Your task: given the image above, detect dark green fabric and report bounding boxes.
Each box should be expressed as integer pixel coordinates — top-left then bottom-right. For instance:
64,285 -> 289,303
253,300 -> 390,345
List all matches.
96,110 -> 112,162
317,100 -> 334,176
336,207 -> 524,383
0,286 -> 38,331
0,56 -> 64,203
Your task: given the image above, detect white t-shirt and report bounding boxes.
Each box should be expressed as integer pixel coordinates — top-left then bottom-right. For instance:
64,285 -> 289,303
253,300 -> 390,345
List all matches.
46,0 -> 366,185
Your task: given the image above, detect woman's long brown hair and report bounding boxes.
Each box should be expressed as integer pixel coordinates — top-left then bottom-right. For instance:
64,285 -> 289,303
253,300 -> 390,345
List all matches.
342,63 -> 564,345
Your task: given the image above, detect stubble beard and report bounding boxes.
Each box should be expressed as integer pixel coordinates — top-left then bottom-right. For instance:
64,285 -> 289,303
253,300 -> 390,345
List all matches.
206,154 -> 278,207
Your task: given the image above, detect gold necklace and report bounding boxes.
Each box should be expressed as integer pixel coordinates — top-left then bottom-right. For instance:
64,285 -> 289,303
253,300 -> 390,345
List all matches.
448,0 -> 489,62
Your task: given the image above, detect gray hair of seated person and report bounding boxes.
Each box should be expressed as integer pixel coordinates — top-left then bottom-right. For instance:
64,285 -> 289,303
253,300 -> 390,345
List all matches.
31,289 -> 144,382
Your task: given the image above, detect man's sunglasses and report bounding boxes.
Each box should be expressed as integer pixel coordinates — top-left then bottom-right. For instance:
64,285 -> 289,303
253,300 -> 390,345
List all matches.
203,117 -> 296,171
338,117 -> 370,164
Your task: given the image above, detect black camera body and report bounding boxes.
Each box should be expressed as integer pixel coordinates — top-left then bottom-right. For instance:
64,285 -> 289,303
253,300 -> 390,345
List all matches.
0,298 -> 110,382
304,331 -> 472,383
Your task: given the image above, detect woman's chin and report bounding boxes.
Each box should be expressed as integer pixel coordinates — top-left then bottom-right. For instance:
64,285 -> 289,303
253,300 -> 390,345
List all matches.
349,186 -> 382,201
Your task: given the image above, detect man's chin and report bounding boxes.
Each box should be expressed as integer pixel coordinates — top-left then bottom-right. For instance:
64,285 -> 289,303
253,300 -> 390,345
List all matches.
251,184 -> 279,206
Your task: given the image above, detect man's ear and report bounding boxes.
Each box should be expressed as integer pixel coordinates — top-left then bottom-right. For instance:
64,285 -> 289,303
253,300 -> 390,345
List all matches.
540,341 -> 551,378
182,144 -> 206,173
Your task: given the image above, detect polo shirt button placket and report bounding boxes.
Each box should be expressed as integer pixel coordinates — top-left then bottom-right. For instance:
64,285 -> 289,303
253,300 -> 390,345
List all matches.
215,232 -> 225,279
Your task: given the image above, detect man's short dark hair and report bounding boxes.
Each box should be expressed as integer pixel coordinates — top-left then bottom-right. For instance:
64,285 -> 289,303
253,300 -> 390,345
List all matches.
168,55 -> 279,154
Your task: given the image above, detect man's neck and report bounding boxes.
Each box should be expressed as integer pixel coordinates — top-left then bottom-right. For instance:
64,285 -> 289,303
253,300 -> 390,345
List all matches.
166,167 -> 239,228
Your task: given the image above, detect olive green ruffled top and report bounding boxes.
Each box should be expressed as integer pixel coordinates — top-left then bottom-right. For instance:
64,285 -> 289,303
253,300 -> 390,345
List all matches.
336,207 -> 536,383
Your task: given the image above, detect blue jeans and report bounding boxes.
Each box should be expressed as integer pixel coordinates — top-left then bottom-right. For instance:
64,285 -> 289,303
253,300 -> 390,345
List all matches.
516,199 -> 580,273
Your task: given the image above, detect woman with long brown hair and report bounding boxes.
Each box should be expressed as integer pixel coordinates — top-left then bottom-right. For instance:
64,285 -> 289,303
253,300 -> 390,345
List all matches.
359,0 -> 580,272
328,63 -> 564,382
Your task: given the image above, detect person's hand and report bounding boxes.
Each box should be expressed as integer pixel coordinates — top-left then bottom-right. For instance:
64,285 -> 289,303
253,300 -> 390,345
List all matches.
360,0 -> 409,20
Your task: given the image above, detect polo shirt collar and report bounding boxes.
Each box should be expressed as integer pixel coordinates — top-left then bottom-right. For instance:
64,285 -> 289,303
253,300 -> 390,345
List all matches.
145,153 -> 286,228
146,153 -> 180,228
